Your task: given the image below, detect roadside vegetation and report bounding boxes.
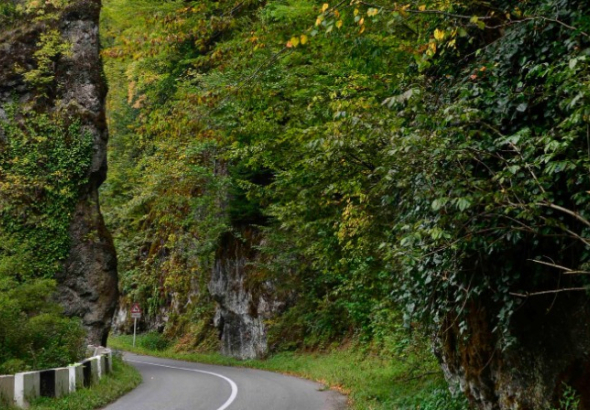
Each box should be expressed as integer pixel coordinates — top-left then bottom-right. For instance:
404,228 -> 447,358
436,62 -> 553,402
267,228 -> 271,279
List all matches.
109,333 -> 467,410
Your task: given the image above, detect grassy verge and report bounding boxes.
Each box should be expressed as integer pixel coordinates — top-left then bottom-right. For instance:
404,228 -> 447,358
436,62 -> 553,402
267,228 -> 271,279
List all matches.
22,355 -> 141,410
109,334 -> 468,410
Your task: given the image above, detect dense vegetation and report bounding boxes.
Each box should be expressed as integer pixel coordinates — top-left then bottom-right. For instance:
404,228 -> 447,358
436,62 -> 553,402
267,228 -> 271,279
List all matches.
1,0 -> 588,406
60,0 -> 590,406
102,0 -> 590,335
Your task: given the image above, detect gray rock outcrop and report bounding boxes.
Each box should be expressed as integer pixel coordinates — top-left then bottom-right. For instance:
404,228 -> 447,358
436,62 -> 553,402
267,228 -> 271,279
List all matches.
436,293 -> 590,409
209,229 -> 284,359
0,0 -> 118,346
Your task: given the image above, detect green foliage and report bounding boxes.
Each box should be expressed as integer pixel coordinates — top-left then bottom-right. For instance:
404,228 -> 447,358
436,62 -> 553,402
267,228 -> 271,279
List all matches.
102,0 -> 590,405
552,384 -> 581,410
0,0 -> 73,30
27,314 -> 86,369
138,331 -> 170,351
0,109 -> 93,278
376,0 -> 590,343
0,278 -> 86,373
100,0 -> 240,335
22,30 -> 72,93
0,110 -> 92,372
397,388 -> 469,410
0,1 -> 19,26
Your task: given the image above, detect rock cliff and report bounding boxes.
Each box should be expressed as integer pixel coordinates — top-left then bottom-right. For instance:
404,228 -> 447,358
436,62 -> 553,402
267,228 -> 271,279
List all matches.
112,227 -> 280,359
0,0 -> 118,346
209,229 -> 284,359
437,283 -> 590,409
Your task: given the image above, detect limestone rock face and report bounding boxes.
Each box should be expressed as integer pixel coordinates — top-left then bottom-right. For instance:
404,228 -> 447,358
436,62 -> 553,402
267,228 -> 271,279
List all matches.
209,229 -> 283,359
0,0 -> 118,346
437,295 -> 590,409
55,0 -> 118,348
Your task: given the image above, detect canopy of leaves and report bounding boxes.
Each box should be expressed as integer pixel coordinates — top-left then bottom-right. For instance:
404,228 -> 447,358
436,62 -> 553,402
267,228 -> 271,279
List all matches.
101,0 -> 590,359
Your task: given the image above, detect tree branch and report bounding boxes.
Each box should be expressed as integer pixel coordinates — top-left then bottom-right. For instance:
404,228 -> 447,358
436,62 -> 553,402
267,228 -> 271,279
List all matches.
536,202 -> 590,229
510,287 -> 590,297
357,2 -> 589,38
528,259 -> 590,274
358,1 -> 494,20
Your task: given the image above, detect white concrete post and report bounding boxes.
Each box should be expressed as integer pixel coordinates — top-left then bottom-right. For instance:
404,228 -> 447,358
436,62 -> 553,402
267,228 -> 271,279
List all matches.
68,366 -> 77,393
14,371 -> 40,408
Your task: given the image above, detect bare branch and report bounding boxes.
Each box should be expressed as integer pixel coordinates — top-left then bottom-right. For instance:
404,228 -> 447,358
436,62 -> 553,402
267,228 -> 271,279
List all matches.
536,202 -> 590,229
539,17 -> 589,37
528,259 -> 574,271
510,287 -> 590,297
527,259 -> 590,275
561,226 -> 590,248
507,142 -> 546,194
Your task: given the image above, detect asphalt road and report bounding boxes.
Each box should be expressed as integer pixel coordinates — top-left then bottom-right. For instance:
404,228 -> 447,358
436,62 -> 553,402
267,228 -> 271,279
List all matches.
104,353 -> 347,410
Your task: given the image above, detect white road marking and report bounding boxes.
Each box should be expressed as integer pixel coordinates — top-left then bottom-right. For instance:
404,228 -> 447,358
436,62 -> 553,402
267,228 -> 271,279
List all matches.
126,359 -> 239,410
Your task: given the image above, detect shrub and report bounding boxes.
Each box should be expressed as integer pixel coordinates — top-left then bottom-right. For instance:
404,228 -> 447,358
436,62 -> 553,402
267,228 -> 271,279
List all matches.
138,332 -> 170,351
0,279 -> 86,374
27,314 -> 86,370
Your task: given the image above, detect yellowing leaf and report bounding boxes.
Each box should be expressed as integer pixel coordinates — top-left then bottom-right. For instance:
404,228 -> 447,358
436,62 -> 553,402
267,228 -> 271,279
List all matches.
290,36 -> 300,47
336,20 -> 343,29
321,3 -> 329,12
359,25 -> 365,34
354,8 -> 359,16
359,17 -> 364,25
418,5 -> 426,11
367,8 -> 379,17
300,34 -> 308,45
434,28 -> 445,41
315,16 -> 323,26
427,41 -> 437,55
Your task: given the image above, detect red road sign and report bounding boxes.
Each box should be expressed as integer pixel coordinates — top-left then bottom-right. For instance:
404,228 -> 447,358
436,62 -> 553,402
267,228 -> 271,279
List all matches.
130,303 -> 142,314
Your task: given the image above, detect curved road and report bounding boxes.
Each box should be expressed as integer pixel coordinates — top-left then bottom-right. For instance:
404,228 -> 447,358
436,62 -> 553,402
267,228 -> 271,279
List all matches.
105,353 -> 347,410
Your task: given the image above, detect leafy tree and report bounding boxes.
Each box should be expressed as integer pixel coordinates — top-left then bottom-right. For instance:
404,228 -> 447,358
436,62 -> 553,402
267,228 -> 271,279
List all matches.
101,0 -> 590,404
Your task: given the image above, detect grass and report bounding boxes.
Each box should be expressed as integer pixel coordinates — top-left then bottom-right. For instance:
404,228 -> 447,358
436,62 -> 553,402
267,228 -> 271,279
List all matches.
109,334 -> 469,410
21,355 -> 142,410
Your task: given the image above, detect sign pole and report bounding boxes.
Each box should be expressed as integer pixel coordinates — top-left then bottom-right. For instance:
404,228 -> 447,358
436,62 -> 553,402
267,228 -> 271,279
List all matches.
130,302 -> 142,347
133,316 -> 137,347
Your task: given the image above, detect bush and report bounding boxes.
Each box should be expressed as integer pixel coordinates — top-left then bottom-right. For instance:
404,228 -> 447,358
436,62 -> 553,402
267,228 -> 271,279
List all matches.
28,314 -> 86,369
138,332 -> 170,351
0,279 -> 86,374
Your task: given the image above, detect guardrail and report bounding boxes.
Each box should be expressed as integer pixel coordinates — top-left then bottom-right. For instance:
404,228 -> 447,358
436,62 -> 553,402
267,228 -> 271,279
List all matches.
0,346 -> 113,408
